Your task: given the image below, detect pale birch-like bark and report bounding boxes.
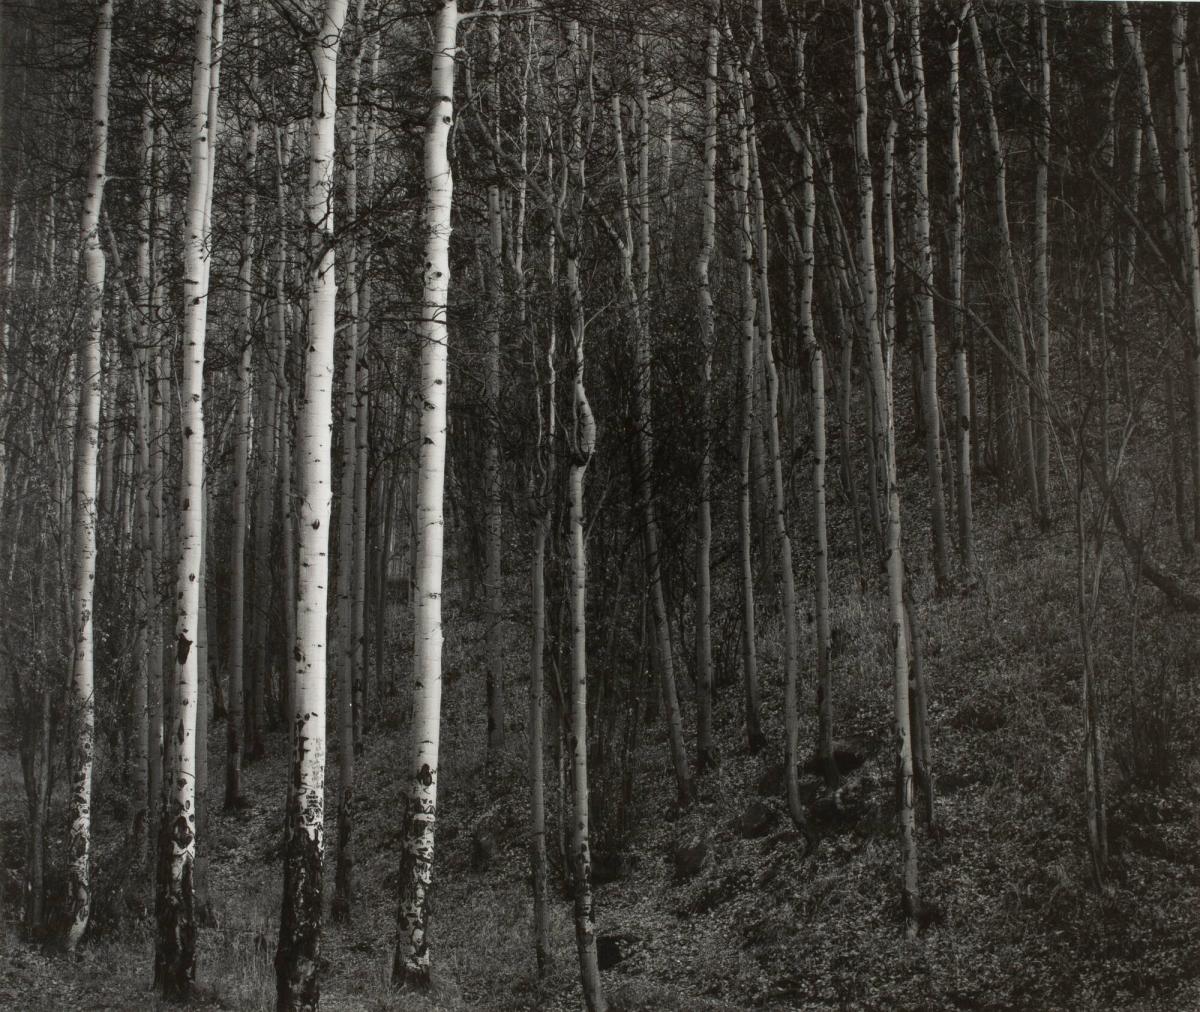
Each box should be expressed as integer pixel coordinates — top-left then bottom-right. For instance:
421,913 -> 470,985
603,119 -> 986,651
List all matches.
154,0 -> 214,995
852,0 -> 919,936
392,0 -> 456,988
195,473 -> 211,919
65,0 -> 112,953
529,140 -> 555,977
905,0 -> 949,585
275,0 -> 348,1006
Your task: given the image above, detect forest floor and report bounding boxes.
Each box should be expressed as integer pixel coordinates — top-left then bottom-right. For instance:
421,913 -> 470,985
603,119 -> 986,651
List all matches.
4,481 -> 1200,1010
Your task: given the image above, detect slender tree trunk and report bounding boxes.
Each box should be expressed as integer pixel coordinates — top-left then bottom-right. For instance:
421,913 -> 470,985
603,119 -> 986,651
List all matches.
948,16 -> 975,572
65,0 -> 113,953
528,150 -> 556,977
275,1 -> 348,1006
852,0 -> 919,936
154,0 -> 214,995
907,0 -> 950,584
694,7 -> 718,774
392,0 -> 456,989
1033,0 -> 1052,514
734,68 -> 764,755
195,475 -> 211,920
484,6 -> 505,753
1171,6 -> 1200,543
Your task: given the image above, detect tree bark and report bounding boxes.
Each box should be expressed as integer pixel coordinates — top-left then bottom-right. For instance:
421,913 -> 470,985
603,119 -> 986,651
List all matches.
65,0 -> 113,954
392,0 -> 456,989
154,0 -> 214,996
275,1 -> 348,1007
852,0 -> 919,936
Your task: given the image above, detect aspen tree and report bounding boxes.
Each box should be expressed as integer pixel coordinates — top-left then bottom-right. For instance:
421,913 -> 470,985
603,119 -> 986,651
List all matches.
529,140 -> 555,979
733,63 -> 764,755
948,6 -> 974,571
275,0 -> 348,1006
852,0 -> 919,936
65,0 -> 113,953
392,0 -> 457,989
903,0 -> 949,588
555,20 -> 605,1010
694,4 -> 718,774
154,0 -> 215,994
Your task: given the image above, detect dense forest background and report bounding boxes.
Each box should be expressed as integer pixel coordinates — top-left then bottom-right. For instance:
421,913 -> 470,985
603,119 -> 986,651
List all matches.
1,0 -> 1199,1009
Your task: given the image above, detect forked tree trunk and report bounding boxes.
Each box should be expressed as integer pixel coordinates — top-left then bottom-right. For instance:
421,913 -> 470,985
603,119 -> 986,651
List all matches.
275,1 -> 348,1007
154,0 -> 214,996
65,0 -> 113,953
392,0 -> 456,989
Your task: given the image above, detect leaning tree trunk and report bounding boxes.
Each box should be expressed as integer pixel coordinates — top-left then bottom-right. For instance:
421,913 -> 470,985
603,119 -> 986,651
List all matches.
64,0 -> 113,954
392,0 -> 456,989
852,0 -> 919,937
274,1 -> 348,1007
154,0 -> 214,997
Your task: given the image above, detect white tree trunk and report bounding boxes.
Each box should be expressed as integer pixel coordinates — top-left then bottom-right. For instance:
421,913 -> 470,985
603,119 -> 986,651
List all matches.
65,0 -> 112,954
392,1 -> 456,987
154,0 -> 214,996
275,1 -> 348,1007
852,0 -> 919,937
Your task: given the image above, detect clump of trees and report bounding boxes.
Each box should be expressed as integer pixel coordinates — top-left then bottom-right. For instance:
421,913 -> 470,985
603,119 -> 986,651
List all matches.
0,0 -> 1197,1007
